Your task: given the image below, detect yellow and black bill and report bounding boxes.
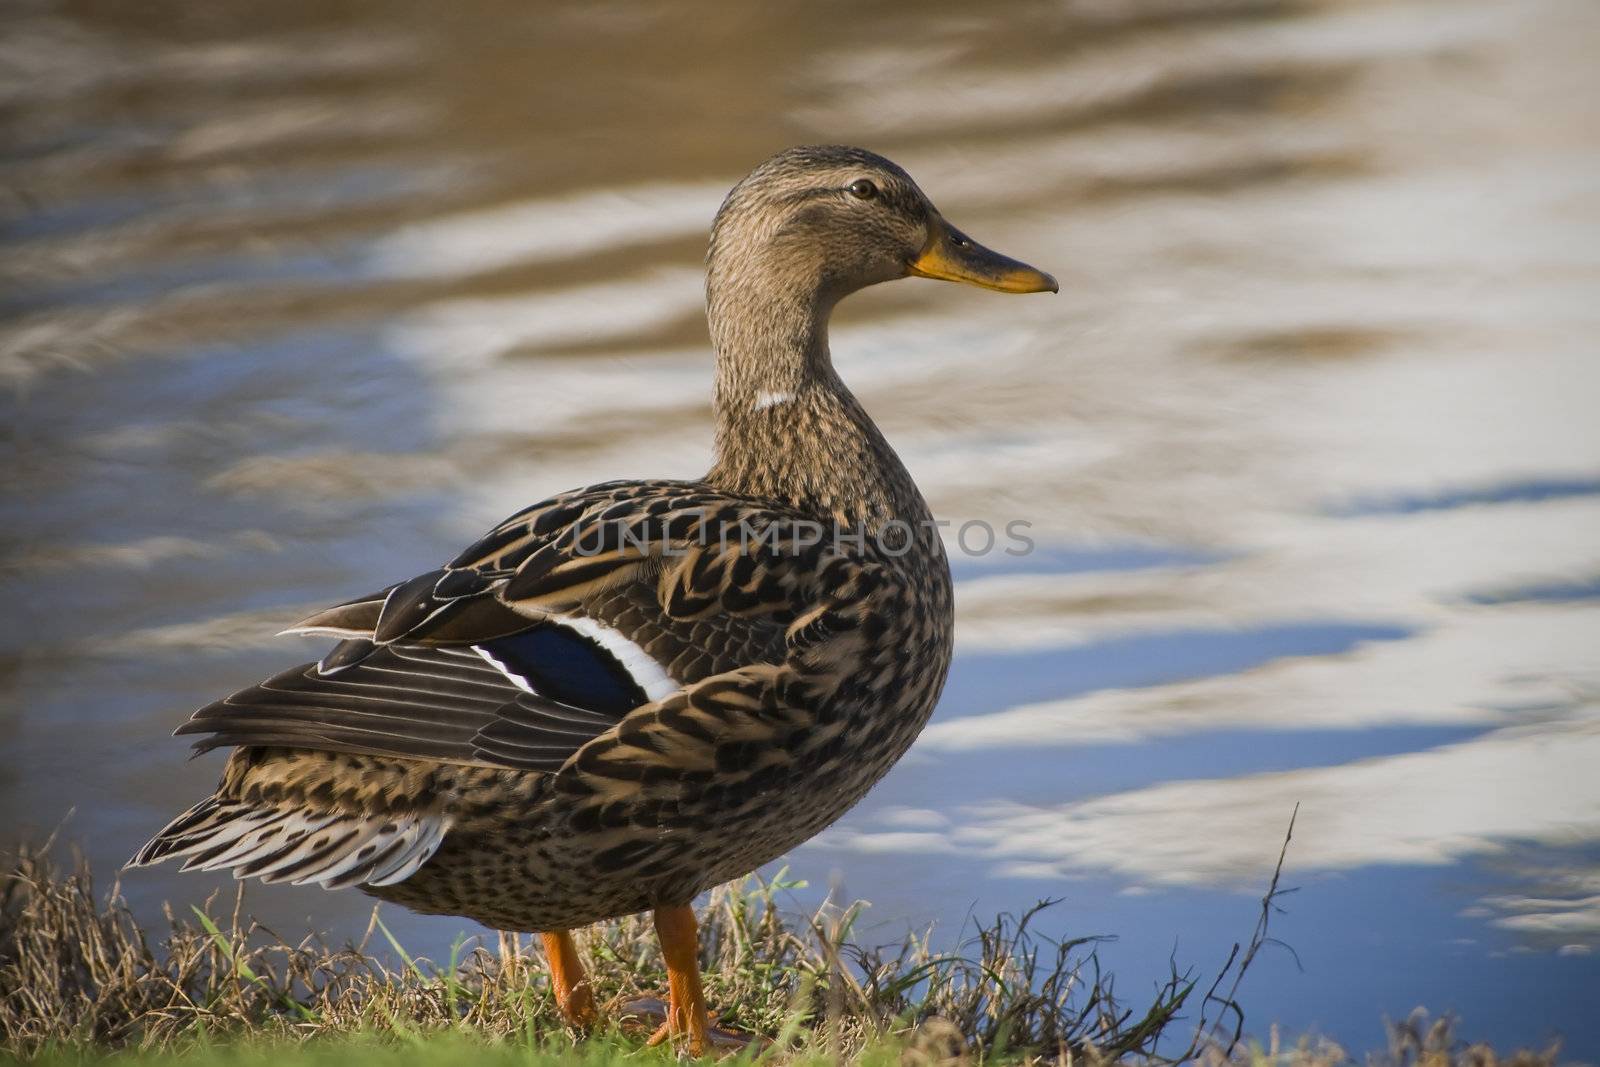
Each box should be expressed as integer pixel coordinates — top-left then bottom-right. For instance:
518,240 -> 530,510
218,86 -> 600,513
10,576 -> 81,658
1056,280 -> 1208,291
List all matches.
907,216 -> 1058,294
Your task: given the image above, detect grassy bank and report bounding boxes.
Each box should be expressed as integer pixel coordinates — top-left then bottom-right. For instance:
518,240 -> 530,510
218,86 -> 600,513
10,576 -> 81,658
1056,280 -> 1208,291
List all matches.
0,846 -> 1563,1065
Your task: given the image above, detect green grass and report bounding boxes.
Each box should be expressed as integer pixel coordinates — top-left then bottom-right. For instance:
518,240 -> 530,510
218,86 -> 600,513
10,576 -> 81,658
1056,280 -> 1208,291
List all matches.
0,845 -> 1567,1065
13,1031 -> 922,1067
9,1024 -> 1570,1067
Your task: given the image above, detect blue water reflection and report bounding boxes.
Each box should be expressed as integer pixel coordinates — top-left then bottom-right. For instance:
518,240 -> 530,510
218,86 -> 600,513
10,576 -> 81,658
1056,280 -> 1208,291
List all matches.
3,0 -> 1597,1059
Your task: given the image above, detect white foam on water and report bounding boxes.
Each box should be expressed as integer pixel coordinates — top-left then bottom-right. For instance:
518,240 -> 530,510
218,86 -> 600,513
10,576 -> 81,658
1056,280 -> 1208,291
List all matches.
364,183 -> 724,281
833,700 -> 1600,889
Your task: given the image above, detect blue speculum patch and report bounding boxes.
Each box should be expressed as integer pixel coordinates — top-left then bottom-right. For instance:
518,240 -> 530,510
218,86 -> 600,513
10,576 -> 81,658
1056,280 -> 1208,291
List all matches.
479,625 -> 647,715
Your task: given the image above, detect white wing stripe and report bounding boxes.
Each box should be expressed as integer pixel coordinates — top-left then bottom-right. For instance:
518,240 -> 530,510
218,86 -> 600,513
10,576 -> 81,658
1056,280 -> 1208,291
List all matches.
469,616 -> 678,705
556,615 -> 678,702
471,646 -> 536,692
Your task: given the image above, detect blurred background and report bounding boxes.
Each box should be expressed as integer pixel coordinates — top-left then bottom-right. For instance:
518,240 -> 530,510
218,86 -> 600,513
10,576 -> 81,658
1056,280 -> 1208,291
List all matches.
2,0 -> 1597,1056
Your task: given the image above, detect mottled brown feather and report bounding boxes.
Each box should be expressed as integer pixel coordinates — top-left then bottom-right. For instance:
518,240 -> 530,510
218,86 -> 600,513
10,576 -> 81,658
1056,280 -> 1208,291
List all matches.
130,145 -> 999,935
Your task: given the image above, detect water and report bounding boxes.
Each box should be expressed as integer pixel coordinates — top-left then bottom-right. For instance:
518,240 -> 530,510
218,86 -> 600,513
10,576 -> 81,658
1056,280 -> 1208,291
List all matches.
3,0 -> 1598,1055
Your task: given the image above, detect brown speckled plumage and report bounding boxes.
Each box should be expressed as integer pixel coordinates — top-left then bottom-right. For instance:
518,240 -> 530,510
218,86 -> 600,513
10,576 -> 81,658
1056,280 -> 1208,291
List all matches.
129,145 -> 1056,1053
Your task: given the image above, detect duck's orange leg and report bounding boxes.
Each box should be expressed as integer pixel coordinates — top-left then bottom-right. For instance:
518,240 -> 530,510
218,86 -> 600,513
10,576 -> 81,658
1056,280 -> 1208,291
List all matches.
646,905 -> 711,1056
541,930 -> 598,1028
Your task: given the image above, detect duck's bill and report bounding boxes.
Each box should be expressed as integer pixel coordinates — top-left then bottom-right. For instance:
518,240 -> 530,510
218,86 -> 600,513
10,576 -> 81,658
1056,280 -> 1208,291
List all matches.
907,219 -> 1058,294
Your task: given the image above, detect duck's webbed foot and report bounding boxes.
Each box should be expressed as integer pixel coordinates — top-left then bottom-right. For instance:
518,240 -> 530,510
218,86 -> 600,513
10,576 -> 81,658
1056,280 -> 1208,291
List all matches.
541,930 -> 599,1029
642,1011 -> 752,1055
634,905 -> 753,1057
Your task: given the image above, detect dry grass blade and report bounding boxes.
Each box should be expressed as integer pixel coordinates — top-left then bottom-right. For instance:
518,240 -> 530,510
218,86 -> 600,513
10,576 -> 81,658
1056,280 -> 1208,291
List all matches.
0,841 -> 1569,1065
0,845 -> 1201,1060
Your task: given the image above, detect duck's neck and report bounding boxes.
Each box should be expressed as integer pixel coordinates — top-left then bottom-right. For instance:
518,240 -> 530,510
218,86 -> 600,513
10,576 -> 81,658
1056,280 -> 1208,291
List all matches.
704,283 -> 925,529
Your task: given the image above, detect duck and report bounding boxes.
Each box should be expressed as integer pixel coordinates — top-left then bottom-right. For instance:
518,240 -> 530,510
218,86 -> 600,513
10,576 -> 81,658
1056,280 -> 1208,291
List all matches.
128,145 -> 1056,1056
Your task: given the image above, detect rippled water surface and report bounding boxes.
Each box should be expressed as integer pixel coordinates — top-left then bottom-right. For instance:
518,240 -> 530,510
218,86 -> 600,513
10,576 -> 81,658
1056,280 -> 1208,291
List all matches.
4,0 -> 1598,1055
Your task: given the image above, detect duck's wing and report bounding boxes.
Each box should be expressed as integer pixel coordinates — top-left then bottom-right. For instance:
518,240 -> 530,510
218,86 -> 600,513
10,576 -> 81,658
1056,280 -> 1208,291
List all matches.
176,640 -> 634,772
173,479 -> 863,773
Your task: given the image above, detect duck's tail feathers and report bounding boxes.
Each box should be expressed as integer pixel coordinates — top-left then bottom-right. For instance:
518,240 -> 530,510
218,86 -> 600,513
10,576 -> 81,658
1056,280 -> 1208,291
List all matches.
125,795 -> 451,890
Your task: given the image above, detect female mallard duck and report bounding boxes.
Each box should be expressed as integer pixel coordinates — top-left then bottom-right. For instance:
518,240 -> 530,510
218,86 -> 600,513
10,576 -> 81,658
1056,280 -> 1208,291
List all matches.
130,145 -> 1055,1054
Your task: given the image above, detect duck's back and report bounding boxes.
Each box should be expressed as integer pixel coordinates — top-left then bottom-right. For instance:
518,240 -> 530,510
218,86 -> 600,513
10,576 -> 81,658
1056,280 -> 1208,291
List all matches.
131,473 -> 953,931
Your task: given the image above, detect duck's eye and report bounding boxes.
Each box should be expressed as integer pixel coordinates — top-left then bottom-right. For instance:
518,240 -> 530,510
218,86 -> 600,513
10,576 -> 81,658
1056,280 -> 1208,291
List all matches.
847,179 -> 879,201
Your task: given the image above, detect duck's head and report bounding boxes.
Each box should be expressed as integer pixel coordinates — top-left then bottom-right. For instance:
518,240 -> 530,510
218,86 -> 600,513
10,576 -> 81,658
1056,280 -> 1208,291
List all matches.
708,145 -> 1057,309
